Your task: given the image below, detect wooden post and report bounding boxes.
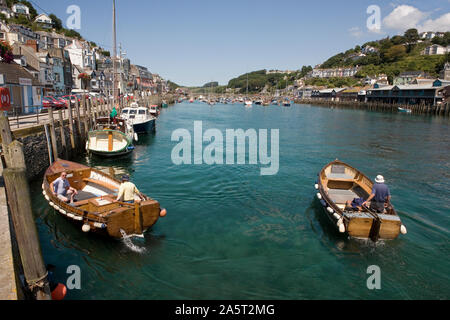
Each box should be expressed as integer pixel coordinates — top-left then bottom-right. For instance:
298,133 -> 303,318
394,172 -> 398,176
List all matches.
67,101 -> 76,151
0,114 -> 13,152
3,142 -> 51,300
58,109 -> 68,160
48,107 -> 59,160
82,95 -> 89,137
74,98 -> 82,142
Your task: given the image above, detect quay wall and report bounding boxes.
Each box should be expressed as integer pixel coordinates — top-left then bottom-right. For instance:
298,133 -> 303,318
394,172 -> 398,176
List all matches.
294,99 -> 450,116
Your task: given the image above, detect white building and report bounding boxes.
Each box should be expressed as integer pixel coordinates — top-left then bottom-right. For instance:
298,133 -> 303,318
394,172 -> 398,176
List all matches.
421,44 -> 449,55
311,66 -> 360,78
34,14 -> 53,29
12,3 -> 29,17
0,21 -> 40,45
65,40 -> 97,70
0,0 -> 12,19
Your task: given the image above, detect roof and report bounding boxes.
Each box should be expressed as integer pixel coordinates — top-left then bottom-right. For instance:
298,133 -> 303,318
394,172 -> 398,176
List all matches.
0,61 -> 42,86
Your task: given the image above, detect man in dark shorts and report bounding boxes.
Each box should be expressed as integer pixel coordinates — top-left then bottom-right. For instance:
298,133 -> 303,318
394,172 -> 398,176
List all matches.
363,175 -> 391,213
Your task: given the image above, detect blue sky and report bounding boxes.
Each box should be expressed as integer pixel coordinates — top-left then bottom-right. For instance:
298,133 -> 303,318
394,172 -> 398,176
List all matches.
32,0 -> 450,86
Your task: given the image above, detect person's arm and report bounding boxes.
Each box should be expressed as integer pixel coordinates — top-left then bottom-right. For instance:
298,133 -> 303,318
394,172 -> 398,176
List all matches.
135,186 -> 144,200
363,193 -> 375,206
50,181 -> 56,195
116,185 -> 124,201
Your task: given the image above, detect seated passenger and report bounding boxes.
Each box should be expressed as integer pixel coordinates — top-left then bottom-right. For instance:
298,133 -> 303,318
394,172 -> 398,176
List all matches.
51,171 -> 78,203
345,197 -> 365,212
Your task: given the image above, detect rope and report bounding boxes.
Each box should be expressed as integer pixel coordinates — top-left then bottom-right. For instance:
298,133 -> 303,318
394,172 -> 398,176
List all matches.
27,271 -> 49,291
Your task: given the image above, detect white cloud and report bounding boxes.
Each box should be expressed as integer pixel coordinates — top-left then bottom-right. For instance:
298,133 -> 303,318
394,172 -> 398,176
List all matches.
383,5 -> 450,32
419,13 -> 450,32
349,26 -> 363,37
383,5 -> 427,31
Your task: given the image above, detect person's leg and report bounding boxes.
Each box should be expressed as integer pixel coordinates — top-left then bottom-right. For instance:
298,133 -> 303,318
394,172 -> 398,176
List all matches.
57,194 -> 69,203
67,190 -> 75,203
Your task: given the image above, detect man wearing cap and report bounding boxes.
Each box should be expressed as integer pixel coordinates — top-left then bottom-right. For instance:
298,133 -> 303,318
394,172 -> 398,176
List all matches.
363,175 -> 391,213
115,175 -> 144,204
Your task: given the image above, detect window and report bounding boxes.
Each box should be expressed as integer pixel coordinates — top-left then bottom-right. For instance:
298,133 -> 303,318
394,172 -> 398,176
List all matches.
138,110 -> 146,115
0,33 -> 4,39
55,73 -> 60,82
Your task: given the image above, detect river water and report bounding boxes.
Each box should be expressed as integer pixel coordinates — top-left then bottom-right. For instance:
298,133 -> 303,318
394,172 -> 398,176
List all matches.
30,102 -> 450,299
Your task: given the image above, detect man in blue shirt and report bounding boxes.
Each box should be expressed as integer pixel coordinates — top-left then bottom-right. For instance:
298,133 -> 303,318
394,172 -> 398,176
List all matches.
51,171 -> 78,203
363,175 -> 391,213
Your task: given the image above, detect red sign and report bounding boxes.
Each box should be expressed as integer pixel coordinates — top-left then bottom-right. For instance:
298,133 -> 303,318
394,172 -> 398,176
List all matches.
0,87 -> 11,111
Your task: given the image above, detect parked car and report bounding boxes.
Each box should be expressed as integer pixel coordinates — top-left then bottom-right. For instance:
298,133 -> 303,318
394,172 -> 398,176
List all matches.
43,96 -> 66,109
61,95 -> 80,105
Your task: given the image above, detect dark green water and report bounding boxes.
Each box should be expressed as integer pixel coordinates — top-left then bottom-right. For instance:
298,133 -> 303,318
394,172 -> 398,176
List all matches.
31,102 -> 450,299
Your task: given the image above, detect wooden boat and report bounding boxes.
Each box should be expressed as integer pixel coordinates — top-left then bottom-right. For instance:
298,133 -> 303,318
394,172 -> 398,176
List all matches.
42,160 -> 166,239
86,117 -> 136,157
315,160 -> 407,241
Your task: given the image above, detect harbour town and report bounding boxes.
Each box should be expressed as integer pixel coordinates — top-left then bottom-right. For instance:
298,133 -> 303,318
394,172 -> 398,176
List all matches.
0,0 -> 449,303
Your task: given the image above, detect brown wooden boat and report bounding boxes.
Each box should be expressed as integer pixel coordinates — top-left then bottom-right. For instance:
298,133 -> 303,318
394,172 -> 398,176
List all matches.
42,159 -> 165,239
316,160 -> 407,241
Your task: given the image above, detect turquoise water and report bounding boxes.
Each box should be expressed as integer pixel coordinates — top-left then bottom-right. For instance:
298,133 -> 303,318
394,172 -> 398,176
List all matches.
31,102 -> 450,299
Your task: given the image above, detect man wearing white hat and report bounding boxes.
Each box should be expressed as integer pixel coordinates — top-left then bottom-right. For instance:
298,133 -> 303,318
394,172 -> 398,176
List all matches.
363,175 -> 391,213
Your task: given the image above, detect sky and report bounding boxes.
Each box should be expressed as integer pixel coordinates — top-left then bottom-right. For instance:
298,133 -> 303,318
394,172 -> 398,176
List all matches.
31,0 -> 450,86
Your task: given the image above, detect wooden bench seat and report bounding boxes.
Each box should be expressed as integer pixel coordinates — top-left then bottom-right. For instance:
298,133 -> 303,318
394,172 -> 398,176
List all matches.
83,178 -> 118,192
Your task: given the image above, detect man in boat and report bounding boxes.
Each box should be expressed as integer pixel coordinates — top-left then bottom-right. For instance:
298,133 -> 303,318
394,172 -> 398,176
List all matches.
110,106 -> 118,123
115,175 -> 144,204
51,171 -> 78,203
363,175 -> 391,213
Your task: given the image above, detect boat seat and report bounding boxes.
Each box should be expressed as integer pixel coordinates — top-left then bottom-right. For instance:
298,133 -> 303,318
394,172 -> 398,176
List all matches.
83,178 -> 118,192
327,173 -> 354,180
327,189 -> 359,204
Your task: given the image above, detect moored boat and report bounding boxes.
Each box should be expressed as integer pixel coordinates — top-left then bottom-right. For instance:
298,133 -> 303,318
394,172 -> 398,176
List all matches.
161,100 -> 168,108
315,159 -> 407,241
42,159 -> 166,239
86,117 -> 136,157
398,107 -> 412,113
121,102 -> 156,134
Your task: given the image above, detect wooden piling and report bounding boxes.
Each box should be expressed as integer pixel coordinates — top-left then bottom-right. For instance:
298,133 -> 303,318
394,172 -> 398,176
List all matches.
3,143 -> 51,300
58,109 -> 68,160
67,101 -> 76,151
47,108 -> 59,159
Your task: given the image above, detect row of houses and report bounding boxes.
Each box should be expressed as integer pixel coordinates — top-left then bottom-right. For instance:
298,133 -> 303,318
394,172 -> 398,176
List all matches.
307,66 -> 360,79
0,19 -> 168,113
296,79 -> 450,106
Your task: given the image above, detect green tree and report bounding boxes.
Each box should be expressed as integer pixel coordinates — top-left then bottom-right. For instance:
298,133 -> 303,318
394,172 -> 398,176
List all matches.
49,13 -> 62,30
404,28 -> 419,43
383,45 -> 406,62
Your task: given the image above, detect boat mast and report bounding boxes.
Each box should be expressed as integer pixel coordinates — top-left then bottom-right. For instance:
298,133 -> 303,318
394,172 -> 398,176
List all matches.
112,0 -> 117,108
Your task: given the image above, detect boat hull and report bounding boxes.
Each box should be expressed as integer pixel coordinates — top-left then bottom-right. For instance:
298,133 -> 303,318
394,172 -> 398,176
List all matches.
132,119 -> 155,134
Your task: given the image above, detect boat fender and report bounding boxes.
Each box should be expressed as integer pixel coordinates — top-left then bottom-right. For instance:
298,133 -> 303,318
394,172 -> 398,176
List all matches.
42,190 -> 46,196
316,193 -> 322,200
67,213 -> 75,219
60,210 -> 66,215
339,223 -> 346,233
333,213 -> 340,220
327,207 -> 334,214
93,222 -> 107,229
320,200 -> 327,207
42,184 -> 45,190
51,283 -> 67,301
159,208 -> 167,217
85,141 -> 89,151
82,224 -> 91,233
400,225 -> 407,235
45,195 -> 50,201
337,218 -> 343,227
314,184 -> 319,190
134,133 -> 138,142
74,216 -> 83,221
49,201 -> 54,208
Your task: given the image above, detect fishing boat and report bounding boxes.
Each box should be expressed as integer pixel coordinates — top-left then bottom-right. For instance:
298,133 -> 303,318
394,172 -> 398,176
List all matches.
121,102 -> 156,134
42,159 -> 166,239
315,159 -> 407,241
86,117 -> 136,157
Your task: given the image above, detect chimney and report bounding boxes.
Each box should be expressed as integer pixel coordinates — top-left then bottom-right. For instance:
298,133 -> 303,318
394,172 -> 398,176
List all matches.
25,40 -> 38,52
